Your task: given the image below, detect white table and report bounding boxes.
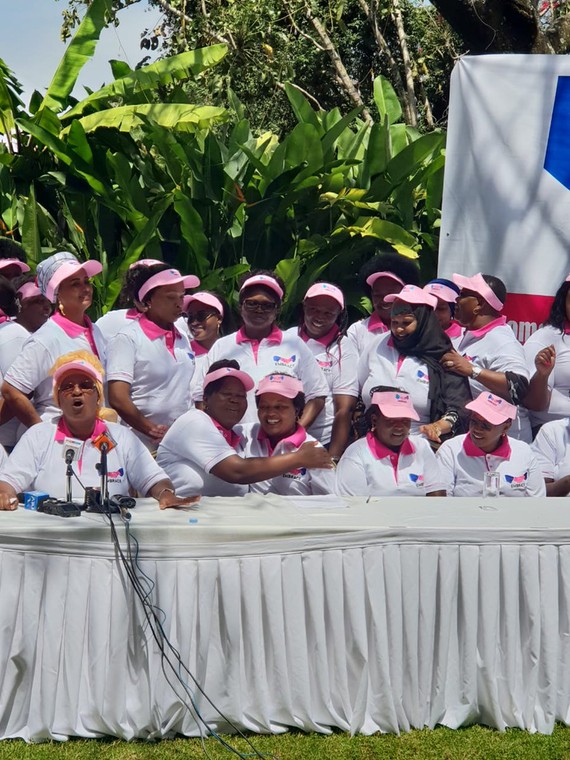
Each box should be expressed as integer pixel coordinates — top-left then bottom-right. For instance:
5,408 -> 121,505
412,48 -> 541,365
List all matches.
0,494 -> 569,740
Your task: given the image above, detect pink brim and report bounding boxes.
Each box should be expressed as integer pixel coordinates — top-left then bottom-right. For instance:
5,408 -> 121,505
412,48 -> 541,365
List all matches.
304,283 -> 344,308
385,288 -> 437,309
371,391 -> 420,420
424,283 -> 458,303
240,275 -> 283,300
203,367 -> 254,392
46,260 -> 103,302
465,395 -> 516,425
184,292 -> 224,316
138,271 -> 200,302
256,375 -> 303,398
452,273 -> 504,312
0,259 -> 30,274
366,271 -> 405,288
18,283 -> 42,300
53,361 -> 103,385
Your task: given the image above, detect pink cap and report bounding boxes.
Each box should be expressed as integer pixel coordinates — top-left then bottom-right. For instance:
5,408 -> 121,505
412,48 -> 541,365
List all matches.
53,359 -> 103,387
203,366 -> 254,393
44,260 -> 103,303
240,274 -> 283,301
452,273 -> 504,312
128,258 -> 163,270
371,391 -> 420,421
255,373 -> 303,399
0,258 -> 30,274
366,271 -> 405,288
183,291 -> 224,316
384,284 -> 437,309
466,393 -> 517,425
17,282 -> 42,300
304,282 -> 344,308
138,268 -> 200,302
424,282 -> 458,304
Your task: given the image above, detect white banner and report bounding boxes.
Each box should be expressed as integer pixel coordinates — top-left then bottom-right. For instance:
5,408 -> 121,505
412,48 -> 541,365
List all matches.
439,55 -> 570,340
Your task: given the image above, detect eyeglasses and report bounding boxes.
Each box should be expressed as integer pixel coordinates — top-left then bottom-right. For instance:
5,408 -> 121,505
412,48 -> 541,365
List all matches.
187,310 -> 218,324
242,299 -> 277,313
59,379 -> 97,396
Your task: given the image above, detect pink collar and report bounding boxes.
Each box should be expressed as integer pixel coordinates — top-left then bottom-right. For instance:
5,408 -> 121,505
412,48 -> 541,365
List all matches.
445,321 -> 463,339
367,313 -> 389,333
463,433 -> 511,459
366,431 -> 415,459
52,310 -> 94,337
258,423 -> 307,456
300,325 -> 340,346
190,339 -> 209,357
563,320 -> 570,335
126,308 -> 141,320
465,315 -> 507,338
138,314 -> 180,340
236,325 -> 283,345
0,309 -> 9,325
54,416 -> 107,443
211,417 -> 241,449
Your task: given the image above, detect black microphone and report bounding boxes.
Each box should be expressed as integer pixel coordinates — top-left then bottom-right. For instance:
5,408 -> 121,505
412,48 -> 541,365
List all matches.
65,448 -> 75,466
65,449 -> 75,502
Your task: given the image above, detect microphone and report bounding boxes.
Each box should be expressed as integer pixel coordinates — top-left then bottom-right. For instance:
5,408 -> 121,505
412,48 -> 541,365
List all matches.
93,429 -> 116,511
65,448 -> 75,466
93,431 -> 117,454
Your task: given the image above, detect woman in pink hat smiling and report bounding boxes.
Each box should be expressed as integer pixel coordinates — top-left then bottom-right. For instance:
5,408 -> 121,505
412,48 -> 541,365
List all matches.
2,252 -> 104,429
242,372 -> 335,495
286,281 -> 359,459
192,270 -> 328,427
336,386 -> 445,496
106,262 -> 200,450
437,392 -> 544,496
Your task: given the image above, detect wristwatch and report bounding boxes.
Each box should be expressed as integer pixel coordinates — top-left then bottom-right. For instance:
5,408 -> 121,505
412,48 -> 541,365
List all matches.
470,365 -> 482,380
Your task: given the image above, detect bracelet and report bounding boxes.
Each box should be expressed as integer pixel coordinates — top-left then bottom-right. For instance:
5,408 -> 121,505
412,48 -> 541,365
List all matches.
470,365 -> 482,380
157,487 -> 175,501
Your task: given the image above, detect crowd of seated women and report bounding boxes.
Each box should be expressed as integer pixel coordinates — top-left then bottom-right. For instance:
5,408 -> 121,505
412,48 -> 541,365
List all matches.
0,237 -> 567,508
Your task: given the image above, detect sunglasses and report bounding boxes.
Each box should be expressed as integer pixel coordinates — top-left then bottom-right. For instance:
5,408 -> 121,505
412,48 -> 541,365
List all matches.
59,379 -> 97,396
242,299 -> 277,313
187,310 -> 218,324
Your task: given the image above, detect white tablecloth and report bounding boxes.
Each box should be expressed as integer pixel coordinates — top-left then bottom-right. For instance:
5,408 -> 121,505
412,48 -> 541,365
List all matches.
0,494 -> 569,740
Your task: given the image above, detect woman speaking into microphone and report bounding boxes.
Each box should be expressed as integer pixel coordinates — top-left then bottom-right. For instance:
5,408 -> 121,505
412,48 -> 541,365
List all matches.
0,351 -> 195,510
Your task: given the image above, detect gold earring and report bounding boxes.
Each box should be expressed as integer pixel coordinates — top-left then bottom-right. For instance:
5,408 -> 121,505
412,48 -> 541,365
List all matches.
58,302 -> 66,317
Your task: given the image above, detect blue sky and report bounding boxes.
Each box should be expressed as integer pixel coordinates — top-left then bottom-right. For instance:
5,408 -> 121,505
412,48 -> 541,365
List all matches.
2,0 -> 161,104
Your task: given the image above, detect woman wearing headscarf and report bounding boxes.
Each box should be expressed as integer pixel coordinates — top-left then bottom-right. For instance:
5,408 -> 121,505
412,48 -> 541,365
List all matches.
358,285 -> 472,444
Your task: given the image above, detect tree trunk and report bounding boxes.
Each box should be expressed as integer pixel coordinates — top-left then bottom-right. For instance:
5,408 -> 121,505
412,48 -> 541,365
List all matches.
390,0 -> 419,127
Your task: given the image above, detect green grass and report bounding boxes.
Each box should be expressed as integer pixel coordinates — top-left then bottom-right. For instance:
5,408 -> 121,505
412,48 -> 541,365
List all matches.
0,726 -> 569,760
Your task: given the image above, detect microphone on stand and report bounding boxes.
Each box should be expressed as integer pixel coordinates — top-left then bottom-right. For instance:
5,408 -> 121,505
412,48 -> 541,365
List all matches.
93,431 -> 117,513
64,448 -> 75,503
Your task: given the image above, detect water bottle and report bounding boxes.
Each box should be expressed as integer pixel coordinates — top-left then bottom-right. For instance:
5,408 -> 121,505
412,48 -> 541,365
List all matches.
483,471 -> 500,498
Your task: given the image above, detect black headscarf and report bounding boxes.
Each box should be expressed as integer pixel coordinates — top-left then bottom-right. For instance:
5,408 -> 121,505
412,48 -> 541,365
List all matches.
392,303 -> 472,431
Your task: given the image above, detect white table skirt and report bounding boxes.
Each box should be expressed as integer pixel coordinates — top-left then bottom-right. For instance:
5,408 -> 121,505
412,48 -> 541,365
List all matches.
0,495 -> 569,740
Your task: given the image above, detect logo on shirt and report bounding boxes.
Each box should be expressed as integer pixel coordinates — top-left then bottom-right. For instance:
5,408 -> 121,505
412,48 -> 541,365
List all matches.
416,370 -> 429,384
504,472 -> 528,490
273,355 -> 296,367
284,467 -> 306,479
317,359 -> 333,371
108,468 -> 125,482
409,473 -> 424,487
464,354 -> 477,363
187,352 -> 195,360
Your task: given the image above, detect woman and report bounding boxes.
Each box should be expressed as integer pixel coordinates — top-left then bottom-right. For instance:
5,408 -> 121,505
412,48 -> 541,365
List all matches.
346,251 -> 421,355
531,417 -> 570,496
157,360 -> 333,496
441,272 -> 531,441
423,278 -> 463,348
2,251 -> 104,427
0,352 -> 196,510
193,270 -> 328,425
241,373 -> 335,495
184,291 -> 232,396
14,277 -> 52,333
358,285 -> 472,444
106,263 -> 200,450
335,388 -> 445,496
523,275 -> 570,428
437,392 -> 545,496
286,282 -> 358,458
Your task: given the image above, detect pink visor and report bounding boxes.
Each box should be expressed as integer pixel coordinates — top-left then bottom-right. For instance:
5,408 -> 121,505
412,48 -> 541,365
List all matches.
366,271 -> 405,288
256,373 -> 303,399
17,282 -> 42,300
384,284 -> 437,309
138,269 -> 200,302
203,366 -> 254,393
371,391 -> 419,420
53,359 -> 103,387
424,282 -> 458,304
240,274 -> 283,300
304,282 -> 344,308
183,292 -> 224,316
45,260 -> 103,303
466,393 -> 517,425
0,258 -> 30,274
452,273 -> 504,312
128,258 -> 163,270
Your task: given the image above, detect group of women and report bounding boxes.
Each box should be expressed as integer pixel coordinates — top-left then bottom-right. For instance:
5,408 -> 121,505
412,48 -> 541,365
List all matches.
0,243 -> 569,508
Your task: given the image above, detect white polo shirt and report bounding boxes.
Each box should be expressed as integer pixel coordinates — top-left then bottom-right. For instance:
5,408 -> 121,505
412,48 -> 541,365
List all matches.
446,321 -> 464,350
346,315 -> 389,355
357,333 -> 432,429
0,320 -> 30,446
284,327 -> 359,444
192,327 -> 329,424
106,316 -> 195,446
157,408 -> 247,497
242,423 -> 335,495
0,419 -> 166,501
531,418 -> 570,482
189,341 -> 210,399
457,317 -> 531,441
336,433 -> 443,496
436,433 -> 545,497
523,324 -> 570,426
3,313 -> 106,422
